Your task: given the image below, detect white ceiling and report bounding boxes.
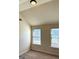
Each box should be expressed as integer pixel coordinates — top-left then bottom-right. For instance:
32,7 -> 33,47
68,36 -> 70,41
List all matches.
20,0 -> 59,26
19,0 -> 54,12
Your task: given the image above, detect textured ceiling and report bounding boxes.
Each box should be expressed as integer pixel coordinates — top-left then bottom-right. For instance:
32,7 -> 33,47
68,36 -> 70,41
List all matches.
20,0 -> 59,26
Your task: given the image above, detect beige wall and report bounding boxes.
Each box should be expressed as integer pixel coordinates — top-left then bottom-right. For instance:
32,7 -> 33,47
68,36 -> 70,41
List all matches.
31,23 -> 59,56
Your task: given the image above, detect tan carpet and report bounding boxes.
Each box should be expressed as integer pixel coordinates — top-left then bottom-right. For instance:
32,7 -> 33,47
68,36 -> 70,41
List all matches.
19,50 -> 59,59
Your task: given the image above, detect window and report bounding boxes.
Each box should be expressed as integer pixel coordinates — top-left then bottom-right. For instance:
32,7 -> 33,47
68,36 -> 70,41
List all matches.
51,28 -> 59,48
32,29 -> 41,45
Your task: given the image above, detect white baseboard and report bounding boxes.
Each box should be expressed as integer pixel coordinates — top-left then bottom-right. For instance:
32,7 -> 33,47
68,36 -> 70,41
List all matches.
19,49 -> 30,56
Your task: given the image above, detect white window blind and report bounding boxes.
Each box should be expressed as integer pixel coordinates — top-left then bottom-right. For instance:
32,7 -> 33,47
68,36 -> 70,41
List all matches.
51,28 -> 59,48
32,29 -> 41,45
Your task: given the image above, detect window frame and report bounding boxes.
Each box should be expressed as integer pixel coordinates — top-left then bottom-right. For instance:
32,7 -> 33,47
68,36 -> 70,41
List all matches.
50,28 -> 59,48
32,28 -> 41,45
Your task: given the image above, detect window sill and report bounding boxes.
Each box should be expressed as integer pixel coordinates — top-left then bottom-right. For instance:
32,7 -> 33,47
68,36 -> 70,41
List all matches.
32,44 -> 41,46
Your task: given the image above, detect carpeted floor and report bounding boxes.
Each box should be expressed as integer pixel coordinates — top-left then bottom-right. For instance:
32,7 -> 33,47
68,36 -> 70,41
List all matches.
19,50 -> 59,59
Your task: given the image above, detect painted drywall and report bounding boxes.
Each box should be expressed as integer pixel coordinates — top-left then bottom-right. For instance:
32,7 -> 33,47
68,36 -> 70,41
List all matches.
20,0 -> 59,26
19,14 -> 31,56
20,0 -> 54,12
31,23 -> 59,56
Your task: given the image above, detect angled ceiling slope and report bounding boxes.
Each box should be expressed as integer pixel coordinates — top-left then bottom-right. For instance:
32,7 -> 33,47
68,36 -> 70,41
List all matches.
20,0 -> 59,26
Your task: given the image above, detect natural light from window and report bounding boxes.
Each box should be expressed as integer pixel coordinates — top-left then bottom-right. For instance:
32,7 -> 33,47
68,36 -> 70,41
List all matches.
51,28 -> 59,48
32,29 -> 41,45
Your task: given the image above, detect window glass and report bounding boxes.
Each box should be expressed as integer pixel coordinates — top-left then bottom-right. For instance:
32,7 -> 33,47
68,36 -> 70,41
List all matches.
51,28 -> 59,48
32,29 -> 41,45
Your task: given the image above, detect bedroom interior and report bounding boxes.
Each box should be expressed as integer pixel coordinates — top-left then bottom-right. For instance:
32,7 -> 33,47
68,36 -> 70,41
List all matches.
19,0 -> 59,59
